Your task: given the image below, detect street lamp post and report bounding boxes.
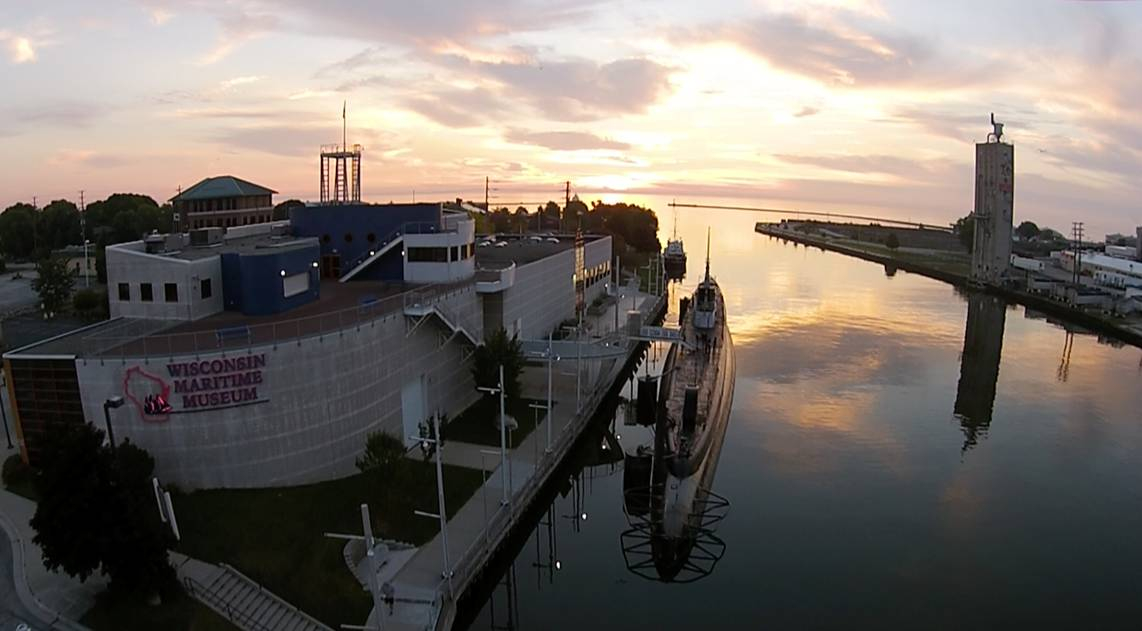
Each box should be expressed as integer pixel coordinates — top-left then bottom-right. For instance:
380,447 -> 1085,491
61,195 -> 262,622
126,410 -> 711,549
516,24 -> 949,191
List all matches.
103,396 -> 124,453
546,333 -> 554,453
414,413 -> 453,596
476,366 -> 509,505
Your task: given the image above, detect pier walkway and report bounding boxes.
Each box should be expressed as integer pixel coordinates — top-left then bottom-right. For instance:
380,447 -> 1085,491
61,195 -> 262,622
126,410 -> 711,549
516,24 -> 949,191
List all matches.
374,284 -> 662,631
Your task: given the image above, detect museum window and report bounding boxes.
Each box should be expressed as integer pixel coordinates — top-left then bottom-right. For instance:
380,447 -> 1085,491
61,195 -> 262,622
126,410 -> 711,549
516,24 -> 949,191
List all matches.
164,283 -> 178,303
201,278 -> 212,299
117,283 -> 130,301
140,283 -> 153,302
407,247 -> 449,262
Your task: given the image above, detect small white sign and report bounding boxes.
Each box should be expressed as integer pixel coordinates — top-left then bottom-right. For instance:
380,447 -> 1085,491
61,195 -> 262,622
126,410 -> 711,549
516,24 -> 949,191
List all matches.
639,326 -> 683,341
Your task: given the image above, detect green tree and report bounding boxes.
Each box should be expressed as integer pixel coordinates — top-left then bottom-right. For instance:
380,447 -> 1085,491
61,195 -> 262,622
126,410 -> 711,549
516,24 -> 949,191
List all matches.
73,288 -> 107,321
1015,220 -> 1041,240
33,256 -> 75,319
471,327 -> 524,401
885,232 -> 900,250
953,214 -> 975,253
31,424 -> 174,597
586,202 -> 660,253
39,199 -> 82,251
563,196 -> 588,231
0,203 -> 38,260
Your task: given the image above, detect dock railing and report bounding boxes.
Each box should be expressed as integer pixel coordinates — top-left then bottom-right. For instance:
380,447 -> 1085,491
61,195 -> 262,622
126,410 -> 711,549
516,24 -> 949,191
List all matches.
425,290 -> 667,629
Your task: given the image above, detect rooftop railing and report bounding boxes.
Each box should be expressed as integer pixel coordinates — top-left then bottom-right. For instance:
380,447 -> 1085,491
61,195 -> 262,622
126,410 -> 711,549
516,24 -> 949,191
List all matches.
80,280 -> 478,360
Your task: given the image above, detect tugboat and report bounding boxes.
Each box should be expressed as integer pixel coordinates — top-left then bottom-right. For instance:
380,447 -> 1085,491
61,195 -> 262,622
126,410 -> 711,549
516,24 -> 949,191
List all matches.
663,210 -> 687,280
621,230 -> 735,582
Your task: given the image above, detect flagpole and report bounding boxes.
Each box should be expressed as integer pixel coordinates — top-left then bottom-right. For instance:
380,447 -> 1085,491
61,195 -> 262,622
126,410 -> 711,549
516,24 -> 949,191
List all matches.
342,101 -> 347,152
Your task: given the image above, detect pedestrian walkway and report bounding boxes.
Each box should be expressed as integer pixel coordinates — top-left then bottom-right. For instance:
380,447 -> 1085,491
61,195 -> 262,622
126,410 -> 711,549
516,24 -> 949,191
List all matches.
376,288 -> 663,631
0,478 -> 102,630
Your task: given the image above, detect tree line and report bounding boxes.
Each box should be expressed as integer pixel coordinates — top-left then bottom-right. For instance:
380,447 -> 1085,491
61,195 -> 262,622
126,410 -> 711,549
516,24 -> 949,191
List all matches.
0,194 -> 173,270
481,198 -> 660,254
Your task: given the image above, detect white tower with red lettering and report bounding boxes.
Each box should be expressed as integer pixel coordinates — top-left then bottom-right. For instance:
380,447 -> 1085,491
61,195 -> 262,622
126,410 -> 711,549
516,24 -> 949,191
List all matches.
971,113 -> 1015,285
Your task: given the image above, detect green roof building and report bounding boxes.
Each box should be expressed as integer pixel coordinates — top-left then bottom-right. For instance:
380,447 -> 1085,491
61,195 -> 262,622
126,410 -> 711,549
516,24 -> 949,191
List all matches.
171,176 -> 278,231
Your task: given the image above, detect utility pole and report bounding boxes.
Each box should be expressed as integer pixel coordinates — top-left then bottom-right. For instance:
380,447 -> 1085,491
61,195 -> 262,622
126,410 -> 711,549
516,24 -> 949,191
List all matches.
31,196 -> 38,255
485,177 -> 490,212
80,190 -> 89,288
1072,221 -> 1084,286
563,181 -> 570,234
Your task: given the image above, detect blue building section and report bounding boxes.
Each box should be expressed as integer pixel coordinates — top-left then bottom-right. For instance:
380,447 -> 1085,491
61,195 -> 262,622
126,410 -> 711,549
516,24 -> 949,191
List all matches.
220,242 -> 320,316
290,203 -> 442,281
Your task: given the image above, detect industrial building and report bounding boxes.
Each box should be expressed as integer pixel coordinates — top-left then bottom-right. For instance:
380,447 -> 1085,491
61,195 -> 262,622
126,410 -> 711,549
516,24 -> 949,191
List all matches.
971,114 -> 1015,285
1058,250 -> 1142,290
3,150 -> 614,489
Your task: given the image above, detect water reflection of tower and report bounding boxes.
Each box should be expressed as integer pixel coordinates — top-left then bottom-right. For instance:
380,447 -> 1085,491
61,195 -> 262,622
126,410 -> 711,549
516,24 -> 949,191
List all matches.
954,293 -> 1007,452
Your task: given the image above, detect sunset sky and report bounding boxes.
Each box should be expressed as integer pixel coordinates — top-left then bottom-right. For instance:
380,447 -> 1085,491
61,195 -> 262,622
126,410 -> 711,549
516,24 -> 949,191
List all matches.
2,0 -> 1141,237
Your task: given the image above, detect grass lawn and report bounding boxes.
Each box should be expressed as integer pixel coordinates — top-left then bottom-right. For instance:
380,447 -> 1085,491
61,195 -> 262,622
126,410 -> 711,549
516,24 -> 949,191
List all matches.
173,460 -> 485,629
82,587 -> 236,631
444,397 -> 548,448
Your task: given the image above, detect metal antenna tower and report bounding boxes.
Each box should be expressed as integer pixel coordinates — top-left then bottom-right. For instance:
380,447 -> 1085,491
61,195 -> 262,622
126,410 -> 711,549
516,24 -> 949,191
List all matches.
320,101 -> 362,204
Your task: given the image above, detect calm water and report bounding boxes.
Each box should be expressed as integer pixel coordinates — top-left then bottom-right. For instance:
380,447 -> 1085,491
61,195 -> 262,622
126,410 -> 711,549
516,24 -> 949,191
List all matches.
457,209 -> 1142,630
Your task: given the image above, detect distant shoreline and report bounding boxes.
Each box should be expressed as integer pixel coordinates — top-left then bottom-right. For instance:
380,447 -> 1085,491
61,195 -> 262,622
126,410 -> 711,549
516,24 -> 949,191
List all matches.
754,222 -> 1142,349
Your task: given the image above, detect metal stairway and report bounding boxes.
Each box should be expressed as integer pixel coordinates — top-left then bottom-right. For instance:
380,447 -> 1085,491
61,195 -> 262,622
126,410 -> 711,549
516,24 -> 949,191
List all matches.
339,235 -> 403,282
184,563 -> 331,631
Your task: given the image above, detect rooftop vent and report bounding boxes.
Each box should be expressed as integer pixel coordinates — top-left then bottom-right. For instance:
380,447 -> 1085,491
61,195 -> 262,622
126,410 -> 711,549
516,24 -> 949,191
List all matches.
189,227 -> 225,247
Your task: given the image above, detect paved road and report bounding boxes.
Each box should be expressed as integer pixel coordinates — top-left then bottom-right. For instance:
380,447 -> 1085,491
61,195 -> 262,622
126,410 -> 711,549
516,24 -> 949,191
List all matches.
0,530 -> 37,630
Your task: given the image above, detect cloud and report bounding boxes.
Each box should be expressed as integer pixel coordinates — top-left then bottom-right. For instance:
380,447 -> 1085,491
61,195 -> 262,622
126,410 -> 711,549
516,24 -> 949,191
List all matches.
503,129 -> 630,151
400,87 -> 513,128
793,106 -> 820,118
444,55 -> 677,121
48,150 -> 130,168
4,101 -> 109,128
220,75 -> 264,89
774,153 -> 958,180
684,11 -> 1002,91
885,107 -> 992,143
211,125 -> 392,157
163,107 -> 284,120
0,30 -> 37,64
194,9 -> 279,65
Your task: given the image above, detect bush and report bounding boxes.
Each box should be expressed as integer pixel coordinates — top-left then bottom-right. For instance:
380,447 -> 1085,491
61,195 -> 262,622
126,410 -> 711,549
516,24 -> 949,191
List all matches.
73,288 -> 107,319
885,232 -> 900,250
355,432 -> 406,473
2,454 -> 31,489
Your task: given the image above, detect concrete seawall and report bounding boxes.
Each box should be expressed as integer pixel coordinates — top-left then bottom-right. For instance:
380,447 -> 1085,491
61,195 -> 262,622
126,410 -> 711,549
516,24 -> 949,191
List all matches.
755,223 -> 1142,349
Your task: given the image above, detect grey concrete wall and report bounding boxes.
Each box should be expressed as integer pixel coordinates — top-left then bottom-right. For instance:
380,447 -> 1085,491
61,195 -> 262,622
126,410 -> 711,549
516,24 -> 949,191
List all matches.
107,247 -> 223,321
75,297 -> 479,489
495,237 -> 612,340
501,250 -> 576,340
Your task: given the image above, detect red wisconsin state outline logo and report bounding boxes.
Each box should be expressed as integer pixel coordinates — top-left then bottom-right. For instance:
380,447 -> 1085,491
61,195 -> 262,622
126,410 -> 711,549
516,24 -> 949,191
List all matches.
123,366 -> 173,423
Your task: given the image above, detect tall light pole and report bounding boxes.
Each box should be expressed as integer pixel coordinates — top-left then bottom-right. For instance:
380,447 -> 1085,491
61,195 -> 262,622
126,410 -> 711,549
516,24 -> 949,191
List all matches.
103,396 -> 124,453
476,366 -> 508,505
546,333 -> 555,453
414,413 -> 453,596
